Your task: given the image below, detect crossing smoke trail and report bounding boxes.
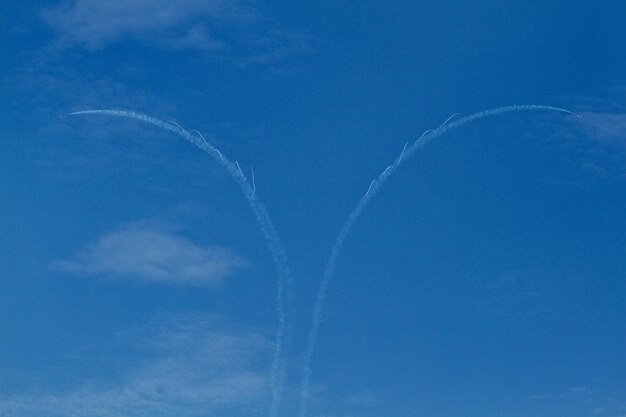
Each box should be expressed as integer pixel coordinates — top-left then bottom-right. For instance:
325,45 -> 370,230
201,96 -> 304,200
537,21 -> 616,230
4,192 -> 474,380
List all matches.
68,110 -> 292,417
298,105 -> 573,417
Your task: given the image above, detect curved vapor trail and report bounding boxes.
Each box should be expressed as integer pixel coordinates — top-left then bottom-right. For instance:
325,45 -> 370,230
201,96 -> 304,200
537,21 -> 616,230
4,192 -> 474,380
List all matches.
68,110 -> 292,417
298,104 -> 573,417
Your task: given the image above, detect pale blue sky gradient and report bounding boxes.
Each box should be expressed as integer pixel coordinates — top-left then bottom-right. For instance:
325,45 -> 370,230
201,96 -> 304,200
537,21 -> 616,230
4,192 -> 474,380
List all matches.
1,1 -> 626,416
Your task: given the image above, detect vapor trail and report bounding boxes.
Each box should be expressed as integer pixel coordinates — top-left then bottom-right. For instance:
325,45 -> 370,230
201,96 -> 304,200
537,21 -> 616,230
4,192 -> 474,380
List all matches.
69,110 -> 292,417
298,105 -> 573,417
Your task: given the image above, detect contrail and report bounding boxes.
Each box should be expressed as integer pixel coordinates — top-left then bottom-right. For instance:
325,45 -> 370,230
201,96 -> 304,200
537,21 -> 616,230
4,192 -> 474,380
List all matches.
298,104 -> 573,417
68,109 -> 293,417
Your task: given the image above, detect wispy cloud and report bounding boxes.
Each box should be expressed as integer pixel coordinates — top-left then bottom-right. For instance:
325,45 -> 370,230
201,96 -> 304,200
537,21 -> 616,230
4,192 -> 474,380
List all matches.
525,385 -> 626,417
39,0 -> 310,65
473,269 -> 560,321
529,393 -> 553,401
544,90 -> 626,181
41,0 -> 255,51
570,386 -> 595,396
0,313 -> 271,417
575,111 -> 626,144
52,222 -> 248,286
553,110 -> 626,181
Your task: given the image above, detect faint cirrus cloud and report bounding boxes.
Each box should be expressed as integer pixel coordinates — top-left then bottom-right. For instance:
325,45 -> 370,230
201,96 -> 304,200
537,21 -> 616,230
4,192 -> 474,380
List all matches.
0,312 -> 272,417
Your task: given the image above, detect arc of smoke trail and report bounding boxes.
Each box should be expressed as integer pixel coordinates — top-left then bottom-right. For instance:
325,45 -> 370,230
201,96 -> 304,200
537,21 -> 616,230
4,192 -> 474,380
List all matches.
398,142 -> 409,162
68,110 -> 292,417
235,161 -> 245,179
168,120 -> 188,133
298,104 -> 573,417
417,129 -> 433,143
251,167 -> 256,197
190,130 -> 226,161
436,113 -> 461,130
190,130 -> 208,144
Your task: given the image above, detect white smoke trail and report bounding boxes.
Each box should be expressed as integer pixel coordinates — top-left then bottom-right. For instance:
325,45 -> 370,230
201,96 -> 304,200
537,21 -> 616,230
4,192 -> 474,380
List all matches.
68,110 -> 292,417
298,105 -> 573,417
251,167 -> 256,198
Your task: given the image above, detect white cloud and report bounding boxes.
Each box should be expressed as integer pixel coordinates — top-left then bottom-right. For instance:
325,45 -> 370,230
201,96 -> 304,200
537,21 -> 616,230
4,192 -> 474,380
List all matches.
0,313 -> 271,417
41,0 -> 255,50
52,223 -> 248,286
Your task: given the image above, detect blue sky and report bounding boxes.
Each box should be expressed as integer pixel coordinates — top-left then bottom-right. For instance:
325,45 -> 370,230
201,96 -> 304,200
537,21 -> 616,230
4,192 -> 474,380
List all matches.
1,1 -> 626,416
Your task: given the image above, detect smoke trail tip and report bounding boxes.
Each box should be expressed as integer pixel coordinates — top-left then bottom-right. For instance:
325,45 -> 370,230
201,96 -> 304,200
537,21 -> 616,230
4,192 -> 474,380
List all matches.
67,109 -> 136,117
68,109 -> 113,115
550,106 -> 575,115
67,109 -> 121,118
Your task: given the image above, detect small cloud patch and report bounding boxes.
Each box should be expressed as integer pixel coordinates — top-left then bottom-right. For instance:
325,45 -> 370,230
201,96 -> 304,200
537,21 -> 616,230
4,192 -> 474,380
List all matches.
52,224 -> 248,287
